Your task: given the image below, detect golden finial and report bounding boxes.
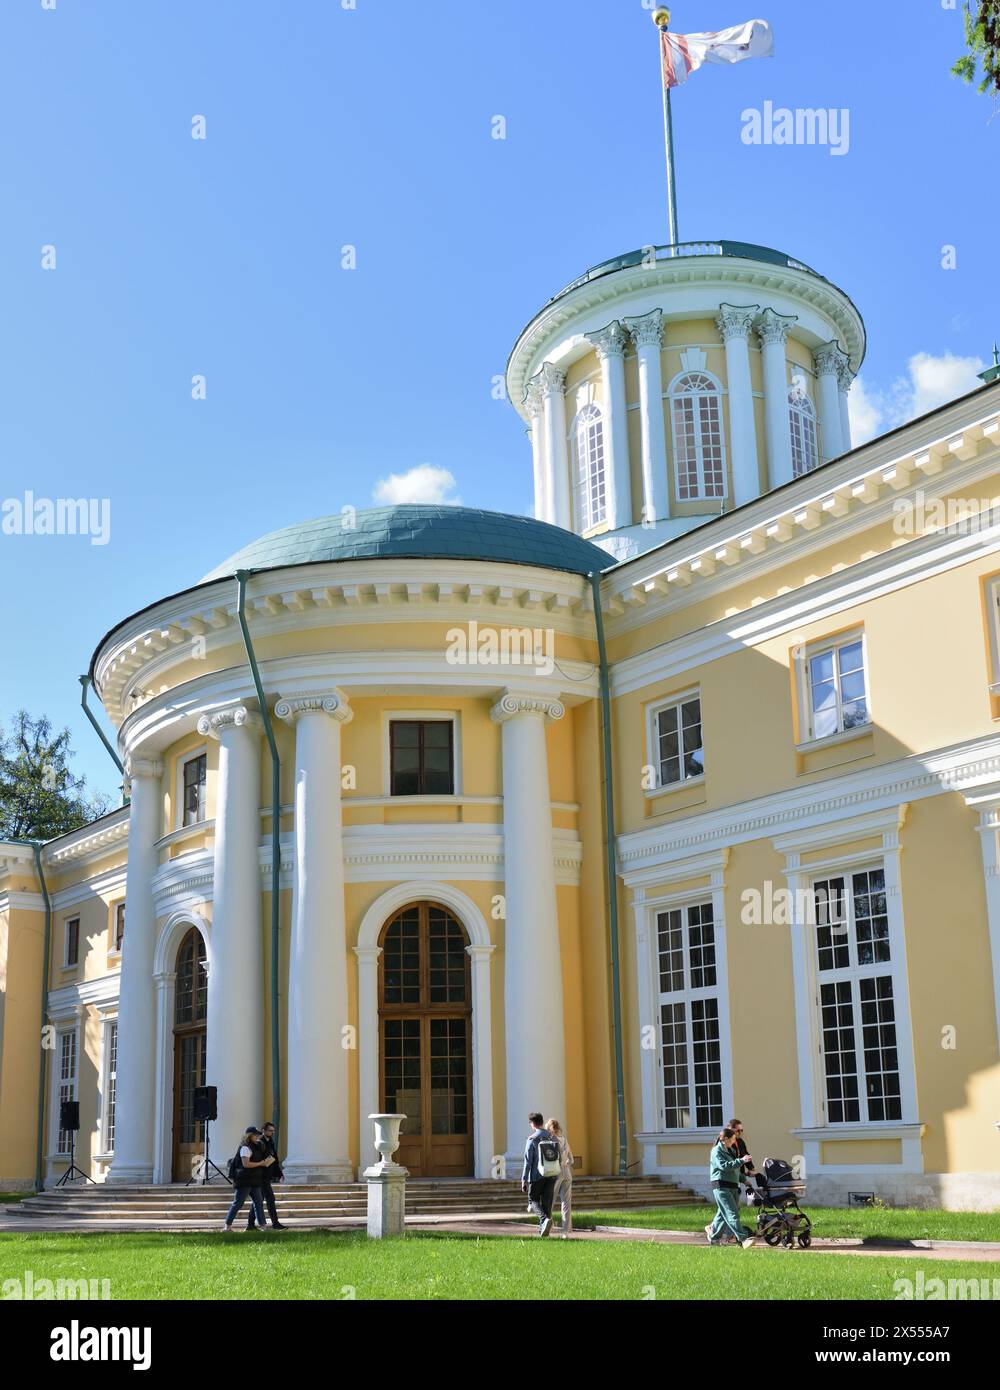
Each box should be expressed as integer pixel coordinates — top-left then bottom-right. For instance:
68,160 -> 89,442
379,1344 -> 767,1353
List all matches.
652,7 -> 671,28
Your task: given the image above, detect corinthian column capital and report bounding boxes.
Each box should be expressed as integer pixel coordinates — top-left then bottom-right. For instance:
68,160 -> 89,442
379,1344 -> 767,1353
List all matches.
275,689 -> 353,725
814,340 -> 850,378
538,362 -> 567,395
490,689 -> 565,725
835,357 -> 856,391
524,378 -> 545,418
716,303 -> 760,342
756,307 -> 798,347
586,321 -> 630,360
196,704 -> 264,740
624,308 -> 664,350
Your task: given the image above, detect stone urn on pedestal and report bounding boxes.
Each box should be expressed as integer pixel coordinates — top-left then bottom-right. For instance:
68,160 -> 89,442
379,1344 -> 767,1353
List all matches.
364,1113 -> 408,1237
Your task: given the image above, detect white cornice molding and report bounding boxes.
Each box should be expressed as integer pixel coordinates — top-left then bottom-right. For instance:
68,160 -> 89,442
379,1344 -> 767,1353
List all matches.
625,846 -> 730,894
43,810 -> 131,872
773,804 -> 907,862
0,890 -> 45,913
51,864 -> 127,911
47,971 -> 120,1020
616,734 -> 1000,875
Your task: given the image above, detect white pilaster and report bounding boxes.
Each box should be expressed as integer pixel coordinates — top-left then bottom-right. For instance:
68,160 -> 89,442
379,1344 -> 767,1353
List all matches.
624,309 -> 670,524
526,378 -> 547,523
106,756 -> 162,1185
757,308 -> 798,489
814,341 -> 848,463
276,690 -> 354,1183
467,943 -> 497,1178
971,799 -> 1000,1052
197,704 -> 264,1150
540,363 -> 571,529
586,321 -> 632,530
490,690 -> 566,1171
354,944 -> 382,1174
716,303 -> 761,507
837,356 -> 855,452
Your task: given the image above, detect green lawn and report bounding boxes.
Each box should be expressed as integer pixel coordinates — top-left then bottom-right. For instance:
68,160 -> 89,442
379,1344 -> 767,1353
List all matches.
0,1229 -> 997,1300
573,1205 -> 1000,1242
0,1195 -> 27,1204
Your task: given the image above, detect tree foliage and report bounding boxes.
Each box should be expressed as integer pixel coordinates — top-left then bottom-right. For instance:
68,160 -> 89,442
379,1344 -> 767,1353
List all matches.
0,710 -> 114,842
952,1 -> 1000,97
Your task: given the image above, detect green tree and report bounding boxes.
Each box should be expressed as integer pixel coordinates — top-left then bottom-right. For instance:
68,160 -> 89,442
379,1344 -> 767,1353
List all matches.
952,1 -> 1000,97
0,710 -> 113,842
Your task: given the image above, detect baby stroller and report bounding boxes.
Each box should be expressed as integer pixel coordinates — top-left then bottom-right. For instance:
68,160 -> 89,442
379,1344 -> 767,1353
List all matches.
751,1158 -> 812,1248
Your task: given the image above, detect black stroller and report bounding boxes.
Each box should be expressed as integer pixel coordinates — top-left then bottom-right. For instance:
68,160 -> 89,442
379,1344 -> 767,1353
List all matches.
750,1158 -> 812,1248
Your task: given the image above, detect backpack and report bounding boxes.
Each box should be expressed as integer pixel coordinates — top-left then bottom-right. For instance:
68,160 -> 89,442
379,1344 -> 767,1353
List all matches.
227,1150 -> 242,1183
538,1136 -> 562,1179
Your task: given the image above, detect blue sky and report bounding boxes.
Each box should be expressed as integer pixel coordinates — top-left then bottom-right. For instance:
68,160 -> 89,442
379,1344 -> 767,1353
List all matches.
0,0 -> 994,799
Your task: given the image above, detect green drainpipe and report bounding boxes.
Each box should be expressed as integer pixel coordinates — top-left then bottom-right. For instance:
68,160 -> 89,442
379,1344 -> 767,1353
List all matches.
234,570 -> 282,1134
31,842 -> 52,1192
589,571 -> 629,1177
79,675 -> 128,804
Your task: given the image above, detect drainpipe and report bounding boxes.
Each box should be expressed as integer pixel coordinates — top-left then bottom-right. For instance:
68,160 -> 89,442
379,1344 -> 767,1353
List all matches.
31,842 -> 52,1192
78,675 -> 128,806
588,570 -> 629,1177
234,570 -> 282,1134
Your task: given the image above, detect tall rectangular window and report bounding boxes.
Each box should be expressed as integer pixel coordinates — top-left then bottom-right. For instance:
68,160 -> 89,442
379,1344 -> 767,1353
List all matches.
390,720 -> 454,796
57,1031 -> 77,1155
112,901 -> 126,956
182,753 -> 207,826
105,1022 -> 118,1153
656,900 -> 723,1129
813,867 -> 901,1124
805,635 -> 869,741
652,695 -> 704,788
64,918 -> 80,968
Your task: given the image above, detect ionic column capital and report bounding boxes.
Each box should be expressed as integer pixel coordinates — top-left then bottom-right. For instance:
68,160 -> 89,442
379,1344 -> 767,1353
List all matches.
196,704 -> 264,740
814,340 -> 850,378
624,308 -> 664,350
538,362 -> 567,395
586,320 -> 629,360
123,755 -> 163,784
490,689 -> 565,725
275,689 -> 353,726
716,303 -> 760,342
756,307 -> 798,347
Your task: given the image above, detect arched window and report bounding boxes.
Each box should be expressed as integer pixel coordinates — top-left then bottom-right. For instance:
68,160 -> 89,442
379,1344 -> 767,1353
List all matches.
572,404 -> 607,530
789,381 -> 819,477
670,371 -> 726,501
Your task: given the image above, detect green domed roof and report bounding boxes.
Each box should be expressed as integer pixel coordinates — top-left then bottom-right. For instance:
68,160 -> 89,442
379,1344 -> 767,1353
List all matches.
201,505 -> 616,581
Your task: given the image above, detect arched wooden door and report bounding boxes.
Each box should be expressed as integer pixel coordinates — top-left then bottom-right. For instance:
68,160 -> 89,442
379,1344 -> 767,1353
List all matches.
378,902 -> 473,1177
171,927 -> 207,1181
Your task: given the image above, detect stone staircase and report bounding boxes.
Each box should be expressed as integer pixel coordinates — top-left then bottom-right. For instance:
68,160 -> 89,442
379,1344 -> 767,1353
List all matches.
2,1176 -> 697,1230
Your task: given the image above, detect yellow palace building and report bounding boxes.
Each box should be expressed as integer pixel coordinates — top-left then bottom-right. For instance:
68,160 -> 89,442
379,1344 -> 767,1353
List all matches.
2,238 -> 1000,1206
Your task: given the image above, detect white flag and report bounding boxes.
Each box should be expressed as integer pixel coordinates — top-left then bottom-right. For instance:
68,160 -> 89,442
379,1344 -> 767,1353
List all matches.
662,19 -> 774,90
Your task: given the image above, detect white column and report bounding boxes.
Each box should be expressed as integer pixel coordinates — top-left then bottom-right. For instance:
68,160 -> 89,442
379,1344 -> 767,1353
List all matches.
354,944 -> 382,1174
716,303 -> 761,507
814,341 -> 848,462
586,322 -> 632,530
972,801 -> 1000,1052
757,308 -> 798,489
526,378 -> 547,523
540,363 -> 571,529
624,309 -> 670,523
467,943 -> 497,1178
198,704 -> 264,1150
276,690 -> 354,1182
837,357 -> 854,452
490,690 -> 566,1171
106,755 -> 162,1185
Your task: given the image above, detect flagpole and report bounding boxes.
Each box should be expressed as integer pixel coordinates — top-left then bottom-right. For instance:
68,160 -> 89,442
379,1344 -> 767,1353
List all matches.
653,8 -> 679,247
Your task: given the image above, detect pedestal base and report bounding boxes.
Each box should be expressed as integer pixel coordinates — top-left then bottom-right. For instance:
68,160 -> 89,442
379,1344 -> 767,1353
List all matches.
283,1159 -> 354,1185
105,1163 -> 154,1186
364,1164 -> 408,1237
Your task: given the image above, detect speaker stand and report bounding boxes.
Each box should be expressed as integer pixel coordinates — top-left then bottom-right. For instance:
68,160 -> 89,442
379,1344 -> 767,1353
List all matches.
186,1120 -> 232,1186
55,1131 -> 97,1187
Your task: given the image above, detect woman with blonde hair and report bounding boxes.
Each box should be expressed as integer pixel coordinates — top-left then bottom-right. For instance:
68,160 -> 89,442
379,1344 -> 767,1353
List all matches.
546,1118 -> 574,1237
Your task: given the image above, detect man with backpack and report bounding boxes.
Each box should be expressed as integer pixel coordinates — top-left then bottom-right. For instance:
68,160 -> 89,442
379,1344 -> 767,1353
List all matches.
520,1112 -> 560,1237
246,1121 -> 286,1231
222,1125 -> 275,1233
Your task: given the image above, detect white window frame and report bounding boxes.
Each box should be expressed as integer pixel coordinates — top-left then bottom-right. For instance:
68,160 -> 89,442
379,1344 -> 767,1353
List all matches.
53,1025 -> 79,1157
63,916 -> 80,969
789,381 -> 820,477
645,688 -> 705,793
176,746 -> 208,830
795,629 -> 871,749
382,711 -> 461,798
99,1017 -> 119,1157
653,896 -> 728,1131
109,900 -> 126,960
668,368 -> 728,503
570,402 -> 607,531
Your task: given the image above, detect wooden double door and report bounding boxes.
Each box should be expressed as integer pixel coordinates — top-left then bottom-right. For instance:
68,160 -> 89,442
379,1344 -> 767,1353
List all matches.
378,902 -> 473,1177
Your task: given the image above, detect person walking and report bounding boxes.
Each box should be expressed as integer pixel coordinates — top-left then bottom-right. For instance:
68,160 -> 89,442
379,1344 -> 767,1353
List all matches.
546,1117 -> 574,1237
246,1121 -> 286,1230
520,1112 -> 560,1237
729,1116 -> 755,1209
705,1126 -> 755,1248
222,1126 -> 274,1233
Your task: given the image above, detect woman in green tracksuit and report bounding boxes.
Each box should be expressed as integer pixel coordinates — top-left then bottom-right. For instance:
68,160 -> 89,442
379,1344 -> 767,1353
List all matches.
706,1127 -> 755,1247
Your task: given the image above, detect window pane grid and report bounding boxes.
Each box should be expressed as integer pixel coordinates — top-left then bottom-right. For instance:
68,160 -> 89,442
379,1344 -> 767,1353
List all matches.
57,1031 -> 77,1155
655,697 -> 704,787
574,405 -> 607,529
671,374 -> 726,500
656,900 -> 723,1130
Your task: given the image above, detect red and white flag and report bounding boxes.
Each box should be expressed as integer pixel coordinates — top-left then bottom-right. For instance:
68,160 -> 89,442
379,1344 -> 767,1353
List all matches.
661,18 -> 774,90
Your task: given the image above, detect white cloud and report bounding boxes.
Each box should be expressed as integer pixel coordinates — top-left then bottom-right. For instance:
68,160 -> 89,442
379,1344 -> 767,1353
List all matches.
850,351 -> 984,445
373,464 -> 461,506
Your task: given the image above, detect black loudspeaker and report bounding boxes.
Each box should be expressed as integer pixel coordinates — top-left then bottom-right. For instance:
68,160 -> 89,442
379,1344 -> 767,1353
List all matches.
60,1100 -> 80,1132
193,1085 -> 217,1122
